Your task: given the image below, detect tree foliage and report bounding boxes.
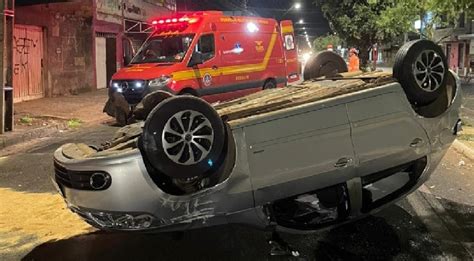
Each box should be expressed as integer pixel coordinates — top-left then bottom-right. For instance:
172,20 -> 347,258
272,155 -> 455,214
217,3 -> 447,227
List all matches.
312,34 -> 342,51
314,0 -> 473,66
430,0 -> 474,21
314,0 -> 394,67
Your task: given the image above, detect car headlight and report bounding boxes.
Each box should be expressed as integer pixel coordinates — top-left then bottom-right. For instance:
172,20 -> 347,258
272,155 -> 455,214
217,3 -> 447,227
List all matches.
148,76 -> 172,88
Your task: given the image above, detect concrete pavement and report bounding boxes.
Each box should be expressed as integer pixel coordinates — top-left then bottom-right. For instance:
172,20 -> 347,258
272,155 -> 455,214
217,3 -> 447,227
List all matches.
0,89 -> 112,150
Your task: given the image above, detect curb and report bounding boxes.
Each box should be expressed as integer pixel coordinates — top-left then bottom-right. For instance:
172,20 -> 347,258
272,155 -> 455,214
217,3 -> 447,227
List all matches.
452,140 -> 474,161
0,122 -> 68,150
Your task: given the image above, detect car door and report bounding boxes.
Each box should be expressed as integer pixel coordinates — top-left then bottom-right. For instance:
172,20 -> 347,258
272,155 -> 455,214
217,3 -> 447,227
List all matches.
244,103 -> 356,206
347,88 -> 431,176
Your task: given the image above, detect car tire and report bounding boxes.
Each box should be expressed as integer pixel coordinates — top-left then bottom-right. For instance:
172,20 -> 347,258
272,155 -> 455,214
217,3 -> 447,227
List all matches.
393,40 -> 448,106
142,96 -> 225,179
303,51 -> 348,80
263,80 -> 276,90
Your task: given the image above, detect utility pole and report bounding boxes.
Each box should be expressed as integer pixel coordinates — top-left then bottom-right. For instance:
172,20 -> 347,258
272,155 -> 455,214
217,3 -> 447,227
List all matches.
0,0 -> 14,134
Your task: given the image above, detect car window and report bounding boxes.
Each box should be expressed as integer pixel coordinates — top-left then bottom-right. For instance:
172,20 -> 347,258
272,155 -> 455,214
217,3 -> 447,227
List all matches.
196,34 -> 215,62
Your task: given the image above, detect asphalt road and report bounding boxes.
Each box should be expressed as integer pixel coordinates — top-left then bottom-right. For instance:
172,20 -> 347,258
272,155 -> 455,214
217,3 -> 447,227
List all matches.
0,119 -> 473,261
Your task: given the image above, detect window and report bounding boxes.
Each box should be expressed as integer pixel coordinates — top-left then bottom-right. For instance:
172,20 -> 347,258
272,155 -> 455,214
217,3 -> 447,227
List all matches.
131,34 -> 194,64
196,34 -> 215,62
458,43 -> 465,69
458,13 -> 465,28
284,35 -> 295,50
446,44 -> 451,66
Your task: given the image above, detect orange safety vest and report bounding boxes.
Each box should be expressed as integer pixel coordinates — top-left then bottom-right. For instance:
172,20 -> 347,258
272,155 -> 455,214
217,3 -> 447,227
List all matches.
349,54 -> 360,72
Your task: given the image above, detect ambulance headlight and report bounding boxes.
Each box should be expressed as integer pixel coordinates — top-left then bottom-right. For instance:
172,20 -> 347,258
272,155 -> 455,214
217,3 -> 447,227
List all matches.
149,76 -> 172,88
110,81 -> 123,93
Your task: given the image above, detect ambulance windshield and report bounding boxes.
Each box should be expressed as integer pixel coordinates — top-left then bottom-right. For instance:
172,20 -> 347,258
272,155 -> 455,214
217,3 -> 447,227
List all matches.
131,34 -> 195,64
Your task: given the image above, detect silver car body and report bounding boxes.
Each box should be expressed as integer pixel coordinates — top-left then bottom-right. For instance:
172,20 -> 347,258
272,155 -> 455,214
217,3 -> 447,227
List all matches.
53,74 -> 463,233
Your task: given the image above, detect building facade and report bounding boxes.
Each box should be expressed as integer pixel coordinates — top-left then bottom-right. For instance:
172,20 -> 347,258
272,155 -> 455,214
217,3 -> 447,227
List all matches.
433,14 -> 473,75
13,0 -> 176,102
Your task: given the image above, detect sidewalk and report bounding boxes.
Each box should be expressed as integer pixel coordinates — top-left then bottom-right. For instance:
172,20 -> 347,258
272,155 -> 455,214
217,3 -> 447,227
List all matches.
0,89 -> 112,149
455,125 -> 474,160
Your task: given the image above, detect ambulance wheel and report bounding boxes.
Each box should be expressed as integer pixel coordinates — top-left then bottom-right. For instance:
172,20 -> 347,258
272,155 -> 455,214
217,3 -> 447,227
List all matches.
303,51 -> 348,80
115,109 -> 129,127
142,96 -> 225,179
393,40 -> 448,106
263,79 -> 276,90
179,89 -> 199,96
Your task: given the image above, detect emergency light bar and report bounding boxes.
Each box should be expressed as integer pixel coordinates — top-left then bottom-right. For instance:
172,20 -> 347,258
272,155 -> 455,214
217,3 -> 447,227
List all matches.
151,16 -> 200,33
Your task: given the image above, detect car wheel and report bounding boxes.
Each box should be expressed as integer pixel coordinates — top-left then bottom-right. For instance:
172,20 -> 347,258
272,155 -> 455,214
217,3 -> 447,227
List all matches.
303,51 -> 348,81
142,96 -> 225,179
263,80 -> 276,90
393,40 -> 448,106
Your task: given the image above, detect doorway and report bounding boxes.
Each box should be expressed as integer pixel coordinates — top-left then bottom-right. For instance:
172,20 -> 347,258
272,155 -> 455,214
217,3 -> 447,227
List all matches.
95,33 -> 117,89
13,24 -> 44,102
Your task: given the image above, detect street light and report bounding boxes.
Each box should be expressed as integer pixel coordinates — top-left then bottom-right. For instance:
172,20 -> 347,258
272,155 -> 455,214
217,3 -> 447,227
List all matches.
282,2 -> 302,18
299,19 -> 304,24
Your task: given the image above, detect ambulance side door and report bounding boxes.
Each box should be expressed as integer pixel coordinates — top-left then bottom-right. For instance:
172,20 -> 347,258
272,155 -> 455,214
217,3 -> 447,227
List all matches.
190,33 -> 221,95
280,20 -> 300,83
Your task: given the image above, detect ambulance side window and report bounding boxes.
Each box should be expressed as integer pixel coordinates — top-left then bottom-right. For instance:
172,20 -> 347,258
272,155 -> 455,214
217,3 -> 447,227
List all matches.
284,35 -> 295,50
197,34 -> 215,62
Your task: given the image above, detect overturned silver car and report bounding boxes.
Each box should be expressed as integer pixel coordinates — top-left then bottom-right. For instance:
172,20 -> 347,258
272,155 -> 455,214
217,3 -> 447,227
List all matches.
52,40 -> 462,235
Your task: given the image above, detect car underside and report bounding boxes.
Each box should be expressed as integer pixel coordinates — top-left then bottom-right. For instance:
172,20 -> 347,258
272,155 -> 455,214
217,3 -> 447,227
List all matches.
51,40 -> 463,254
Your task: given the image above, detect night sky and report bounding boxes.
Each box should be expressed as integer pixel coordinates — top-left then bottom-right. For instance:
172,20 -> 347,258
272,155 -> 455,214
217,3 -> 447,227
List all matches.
176,0 -> 331,38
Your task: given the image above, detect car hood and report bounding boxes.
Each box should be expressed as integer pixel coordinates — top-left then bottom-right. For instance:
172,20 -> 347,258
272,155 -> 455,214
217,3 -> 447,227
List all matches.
112,63 -> 181,80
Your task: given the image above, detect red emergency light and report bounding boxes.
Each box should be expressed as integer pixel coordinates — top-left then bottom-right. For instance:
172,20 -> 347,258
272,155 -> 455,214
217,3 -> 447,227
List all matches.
151,16 -> 200,33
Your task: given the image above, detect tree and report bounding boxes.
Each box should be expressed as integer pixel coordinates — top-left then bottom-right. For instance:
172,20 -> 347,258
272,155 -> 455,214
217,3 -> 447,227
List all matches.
314,0 -> 397,69
377,0 -> 474,40
429,0 -> 474,21
314,0 -> 473,68
312,34 -> 342,51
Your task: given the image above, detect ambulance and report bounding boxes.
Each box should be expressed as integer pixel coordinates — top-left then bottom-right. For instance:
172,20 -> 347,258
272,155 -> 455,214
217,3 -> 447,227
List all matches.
104,11 -> 300,124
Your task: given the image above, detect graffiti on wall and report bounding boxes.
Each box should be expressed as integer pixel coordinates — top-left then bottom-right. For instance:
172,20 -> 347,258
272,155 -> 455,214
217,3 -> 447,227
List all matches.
13,29 -> 39,75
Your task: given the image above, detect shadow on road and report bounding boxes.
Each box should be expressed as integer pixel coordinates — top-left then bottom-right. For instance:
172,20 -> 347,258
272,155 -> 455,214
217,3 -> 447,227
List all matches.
22,204 -> 453,261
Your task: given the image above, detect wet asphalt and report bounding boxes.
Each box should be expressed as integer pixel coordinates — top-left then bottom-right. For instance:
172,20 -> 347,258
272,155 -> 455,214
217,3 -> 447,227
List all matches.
1,84 -> 474,260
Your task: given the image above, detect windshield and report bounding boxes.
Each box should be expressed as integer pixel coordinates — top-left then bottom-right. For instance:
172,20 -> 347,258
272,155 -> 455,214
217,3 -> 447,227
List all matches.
131,34 -> 195,64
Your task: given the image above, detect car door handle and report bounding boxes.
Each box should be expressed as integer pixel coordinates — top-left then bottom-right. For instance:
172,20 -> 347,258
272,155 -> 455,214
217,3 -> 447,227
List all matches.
212,65 -> 218,70
410,138 -> 424,148
335,158 -> 353,168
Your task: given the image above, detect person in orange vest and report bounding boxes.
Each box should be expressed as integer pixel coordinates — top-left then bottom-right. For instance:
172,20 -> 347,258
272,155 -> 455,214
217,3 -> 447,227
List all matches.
348,48 -> 360,72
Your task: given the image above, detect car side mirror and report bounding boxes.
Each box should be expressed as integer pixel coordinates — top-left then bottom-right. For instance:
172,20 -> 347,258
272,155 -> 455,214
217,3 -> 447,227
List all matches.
188,52 -> 204,67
